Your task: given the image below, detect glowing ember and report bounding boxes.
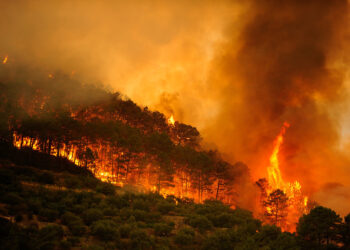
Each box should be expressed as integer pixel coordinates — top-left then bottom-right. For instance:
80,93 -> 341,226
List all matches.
2,55 -> 8,64
168,115 -> 175,126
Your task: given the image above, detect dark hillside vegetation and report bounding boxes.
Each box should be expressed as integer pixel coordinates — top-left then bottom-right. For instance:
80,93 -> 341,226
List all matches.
0,66 -> 247,203
0,153 -> 349,249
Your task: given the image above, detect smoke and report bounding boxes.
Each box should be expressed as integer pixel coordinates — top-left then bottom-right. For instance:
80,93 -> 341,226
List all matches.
1,0 -> 350,213
206,0 -> 350,211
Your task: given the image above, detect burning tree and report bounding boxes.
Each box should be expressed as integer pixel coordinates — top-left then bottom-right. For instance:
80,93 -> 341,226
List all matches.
258,122 -> 308,230
263,189 -> 288,227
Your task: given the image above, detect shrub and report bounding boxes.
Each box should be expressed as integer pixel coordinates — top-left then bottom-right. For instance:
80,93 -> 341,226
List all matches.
153,223 -> 173,237
174,228 -> 195,246
119,224 -> 133,238
130,229 -> 153,249
59,240 -> 72,250
64,176 -> 82,189
68,219 -> 86,236
38,208 -> 59,222
37,171 -> 55,184
82,208 -> 104,225
96,183 -> 115,196
3,193 -> 24,205
133,199 -> 151,211
61,212 -> 86,236
157,201 -> 175,215
67,236 -> 81,246
39,224 -> 64,242
201,230 -> 234,250
186,215 -> 212,233
106,196 -> 129,209
103,207 -> 118,216
91,219 -> 119,241
61,212 -> 80,225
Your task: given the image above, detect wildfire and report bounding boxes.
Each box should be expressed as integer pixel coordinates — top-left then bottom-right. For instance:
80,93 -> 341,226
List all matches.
264,122 -> 308,230
168,115 -> 175,126
2,55 -> 8,64
267,122 -> 289,190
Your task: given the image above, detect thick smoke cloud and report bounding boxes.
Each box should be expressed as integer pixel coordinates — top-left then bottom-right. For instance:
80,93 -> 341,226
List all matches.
206,0 -> 350,213
1,0 -> 350,214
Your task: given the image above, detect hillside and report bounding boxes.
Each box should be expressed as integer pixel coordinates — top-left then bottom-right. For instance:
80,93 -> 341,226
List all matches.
0,149 -> 301,250
1,67 -> 350,249
0,67 -> 247,205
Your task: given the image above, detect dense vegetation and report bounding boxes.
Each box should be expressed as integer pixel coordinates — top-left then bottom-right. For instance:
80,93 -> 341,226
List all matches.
0,150 -> 349,250
1,67 -> 350,249
0,68 -> 247,203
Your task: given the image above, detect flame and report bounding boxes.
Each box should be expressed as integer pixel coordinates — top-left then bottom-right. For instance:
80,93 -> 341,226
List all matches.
168,115 -> 175,126
265,122 -> 308,231
48,73 -> 54,78
2,55 -> 8,64
267,122 -> 289,190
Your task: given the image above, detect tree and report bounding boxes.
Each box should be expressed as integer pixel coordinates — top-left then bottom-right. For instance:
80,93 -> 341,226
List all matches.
263,189 -> 288,227
297,206 -> 342,248
341,213 -> 350,249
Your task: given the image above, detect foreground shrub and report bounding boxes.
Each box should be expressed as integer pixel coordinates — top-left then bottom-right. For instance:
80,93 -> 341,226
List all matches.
82,208 -> 104,225
153,222 -> 173,237
91,219 -> 119,241
186,215 -> 213,233
174,228 -> 195,246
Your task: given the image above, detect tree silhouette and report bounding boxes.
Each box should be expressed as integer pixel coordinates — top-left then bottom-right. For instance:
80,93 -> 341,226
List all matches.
263,189 -> 288,227
297,206 -> 342,248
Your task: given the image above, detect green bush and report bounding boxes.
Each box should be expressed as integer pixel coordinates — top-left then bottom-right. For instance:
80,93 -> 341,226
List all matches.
37,171 -> 55,185
64,176 -> 82,189
96,183 -> 115,196
82,208 -> 104,225
39,224 -> 64,242
91,219 -> 119,241
103,207 -> 118,216
186,215 -> 213,233
153,223 -> 173,237
106,196 -> 129,209
133,199 -> 151,211
174,228 -> 195,246
62,212 -> 86,236
130,229 -> 153,249
38,208 -> 59,222
119,223 -> 133,238
157,201 -> 175,215
61,212 -> 80,225
3,193 -> 24,205
68,219 -> 86,236
201,230 -> 234,250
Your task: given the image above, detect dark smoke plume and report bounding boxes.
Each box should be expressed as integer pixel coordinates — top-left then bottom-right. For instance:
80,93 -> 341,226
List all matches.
207,0 -> 349,207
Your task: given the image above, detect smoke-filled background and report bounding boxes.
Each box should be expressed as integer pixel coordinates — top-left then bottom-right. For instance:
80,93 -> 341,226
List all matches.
1,0 -> 350,215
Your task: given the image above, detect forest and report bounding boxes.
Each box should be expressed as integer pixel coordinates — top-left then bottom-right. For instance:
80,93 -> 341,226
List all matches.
0,68 -> 247,204
0,68 -> 349,249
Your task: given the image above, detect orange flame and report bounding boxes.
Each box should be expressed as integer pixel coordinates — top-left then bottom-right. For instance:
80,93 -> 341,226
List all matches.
267,122 -> 290,190
2,55 -> 8,64
168,115 -> 175,126
265,122 -> 308,231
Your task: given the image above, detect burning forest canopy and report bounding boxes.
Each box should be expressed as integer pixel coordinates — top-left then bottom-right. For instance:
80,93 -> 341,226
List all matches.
1,0 -> 350,236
